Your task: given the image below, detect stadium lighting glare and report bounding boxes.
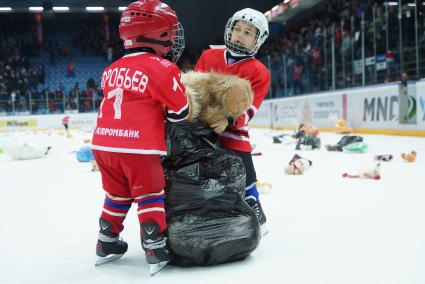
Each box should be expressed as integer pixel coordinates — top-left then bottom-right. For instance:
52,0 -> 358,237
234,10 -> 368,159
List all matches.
29,7 -> 44,11
0,7 -> 12,11
407,3 -> 416,6
86,7 -> 104,11
387,2 -> 398,5
118,7 -> 127,11
53,7 -> 70,11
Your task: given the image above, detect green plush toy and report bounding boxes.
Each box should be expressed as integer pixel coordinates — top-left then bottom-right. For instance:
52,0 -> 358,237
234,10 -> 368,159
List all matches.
343,142 -> 368,153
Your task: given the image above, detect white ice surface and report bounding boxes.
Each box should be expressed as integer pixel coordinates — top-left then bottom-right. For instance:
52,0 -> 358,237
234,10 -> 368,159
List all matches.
1,128 -> 424,284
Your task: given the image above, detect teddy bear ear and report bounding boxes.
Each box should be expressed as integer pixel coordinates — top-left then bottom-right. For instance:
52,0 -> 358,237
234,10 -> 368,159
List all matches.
222,84 -> 253,117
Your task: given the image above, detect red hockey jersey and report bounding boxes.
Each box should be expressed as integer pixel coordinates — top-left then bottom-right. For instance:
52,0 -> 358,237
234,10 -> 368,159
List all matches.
92,52 -> 189,155
62,116 -> 69,125
195,48 -> 270,152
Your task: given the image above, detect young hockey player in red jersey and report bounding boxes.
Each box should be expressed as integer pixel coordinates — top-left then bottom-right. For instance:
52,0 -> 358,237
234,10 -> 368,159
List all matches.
195,8 -> 270,234
62,115 -> 69,131
91,0 -> 188,274
62,115 -> 71,137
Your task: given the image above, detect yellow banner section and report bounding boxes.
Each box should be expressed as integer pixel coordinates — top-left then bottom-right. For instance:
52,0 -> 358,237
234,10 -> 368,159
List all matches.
0,119 -> 38,128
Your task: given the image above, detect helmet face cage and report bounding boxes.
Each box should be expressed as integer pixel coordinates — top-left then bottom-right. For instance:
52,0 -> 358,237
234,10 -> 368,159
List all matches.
170,22 -> 185,63
224,10 -> 269,56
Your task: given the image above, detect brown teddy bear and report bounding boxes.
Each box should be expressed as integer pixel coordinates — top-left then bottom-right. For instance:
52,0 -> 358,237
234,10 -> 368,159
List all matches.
401,151 -> 417,162
181,71 -> 253,132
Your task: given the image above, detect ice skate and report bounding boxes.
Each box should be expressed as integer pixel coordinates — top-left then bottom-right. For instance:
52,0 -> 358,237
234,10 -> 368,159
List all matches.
245,196 -> 268,235
95,218 -> 128,266
141,222 -> 171,276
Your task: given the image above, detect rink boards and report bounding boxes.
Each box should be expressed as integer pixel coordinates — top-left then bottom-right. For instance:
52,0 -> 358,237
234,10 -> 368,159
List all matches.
252,81 -> 425,136
1,81 -> 425,136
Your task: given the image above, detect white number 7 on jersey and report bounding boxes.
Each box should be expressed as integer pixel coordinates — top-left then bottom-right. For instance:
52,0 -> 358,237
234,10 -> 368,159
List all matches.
172,77 -> 183,93
98,88 -> 124,119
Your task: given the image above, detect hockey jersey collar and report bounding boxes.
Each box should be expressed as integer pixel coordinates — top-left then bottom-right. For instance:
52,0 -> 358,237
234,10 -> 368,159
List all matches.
122,51 -> 149,58
224,49 -> 254,67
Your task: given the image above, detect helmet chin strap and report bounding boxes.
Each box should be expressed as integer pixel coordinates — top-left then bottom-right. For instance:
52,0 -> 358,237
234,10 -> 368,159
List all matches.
226,38 -> 254,56
136,37 -> 172,47
227,46 -> 254,57
163,52 -> 173,62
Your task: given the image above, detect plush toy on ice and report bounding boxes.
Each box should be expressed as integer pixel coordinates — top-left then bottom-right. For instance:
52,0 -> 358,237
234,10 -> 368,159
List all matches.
294,124 -> 321,150
326,135 -> 363,152
272,133 -> 297,144
256,181 -> 273,193
76,145 -> 99,171
401,151 -> 417,162
297,124 -> 319,137
76,146 -> 94,162
182,71 -> 253,132
4,141 -> 51,160
284,154 -> 312,175
374,154 -> 393,162
343,142 -> 368,153
342,163 -> 381,180
335,118 -> 352,134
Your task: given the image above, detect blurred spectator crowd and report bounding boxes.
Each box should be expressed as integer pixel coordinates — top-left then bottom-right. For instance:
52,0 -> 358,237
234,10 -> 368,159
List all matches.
258,0 -> 425,98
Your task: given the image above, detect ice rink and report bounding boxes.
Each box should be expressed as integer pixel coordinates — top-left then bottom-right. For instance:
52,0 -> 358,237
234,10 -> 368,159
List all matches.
1,128 -> 424,284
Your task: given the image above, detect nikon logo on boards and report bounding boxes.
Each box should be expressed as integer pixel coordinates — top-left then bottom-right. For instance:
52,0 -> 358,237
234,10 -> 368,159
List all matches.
0,119 -> 38,128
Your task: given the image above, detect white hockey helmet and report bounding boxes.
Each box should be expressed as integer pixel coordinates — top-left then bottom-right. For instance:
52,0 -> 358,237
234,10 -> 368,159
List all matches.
224,8 -> 269,56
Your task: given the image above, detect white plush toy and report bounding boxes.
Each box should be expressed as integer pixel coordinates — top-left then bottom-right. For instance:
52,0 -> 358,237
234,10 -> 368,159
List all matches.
4,141 -> 51,160
284,154 -> 312,175
342,163 -> 381,180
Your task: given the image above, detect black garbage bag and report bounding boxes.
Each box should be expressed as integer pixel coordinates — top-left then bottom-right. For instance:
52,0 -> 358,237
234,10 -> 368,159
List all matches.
163,122 -> 260,267
325,135 -> 363,151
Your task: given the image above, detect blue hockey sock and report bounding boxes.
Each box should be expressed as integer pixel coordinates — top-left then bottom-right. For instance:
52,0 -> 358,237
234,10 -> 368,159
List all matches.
245,183 -> 259,201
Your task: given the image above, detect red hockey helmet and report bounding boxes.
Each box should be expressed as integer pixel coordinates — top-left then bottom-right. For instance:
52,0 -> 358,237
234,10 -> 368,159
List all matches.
119,0 -> 185,62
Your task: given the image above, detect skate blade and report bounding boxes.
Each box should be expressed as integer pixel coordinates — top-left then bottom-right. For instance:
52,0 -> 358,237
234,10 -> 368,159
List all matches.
150,260 -> 169,276
94,253 -> 124,266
